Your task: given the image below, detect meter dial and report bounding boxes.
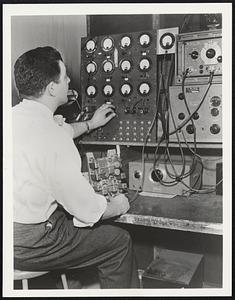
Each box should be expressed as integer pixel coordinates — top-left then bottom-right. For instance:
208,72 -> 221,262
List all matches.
120,83 -> 132,96
85,39 -> 96,53
86,61 -> 97,74
102,37 -> 114,51
160,32 -> 175,50
103,84 -> 114,97
102,60 -> 114,73
139,33 -> 151,47
139,58 -> 151,71
120,35 -> 132,49
86,85 -> 97,98
138,82 -> 151,95
120,59 -> 132,73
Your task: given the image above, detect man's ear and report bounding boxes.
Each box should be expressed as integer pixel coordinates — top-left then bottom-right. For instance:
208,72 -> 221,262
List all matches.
47,81 -> 56,97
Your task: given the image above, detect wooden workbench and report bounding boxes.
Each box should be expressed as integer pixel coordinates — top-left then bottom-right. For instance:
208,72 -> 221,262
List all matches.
116,191 -> 222,235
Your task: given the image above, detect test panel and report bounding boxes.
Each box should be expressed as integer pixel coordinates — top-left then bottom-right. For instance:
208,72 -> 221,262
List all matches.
175,29 -> 222,85
80,30 -> 158,144
168,84 -> 222,145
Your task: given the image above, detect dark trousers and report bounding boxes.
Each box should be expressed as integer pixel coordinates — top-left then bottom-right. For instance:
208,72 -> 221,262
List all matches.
14,207 -> 139,288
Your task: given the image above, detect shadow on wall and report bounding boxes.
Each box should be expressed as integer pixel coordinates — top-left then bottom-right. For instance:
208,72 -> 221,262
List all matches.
11,15 -> 87,106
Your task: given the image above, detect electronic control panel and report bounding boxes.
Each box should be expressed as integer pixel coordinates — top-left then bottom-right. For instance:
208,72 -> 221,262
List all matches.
175,29 -> 222,85
129,159 -> 202,195
169,84 -> 222,145
80,30 -> 158,144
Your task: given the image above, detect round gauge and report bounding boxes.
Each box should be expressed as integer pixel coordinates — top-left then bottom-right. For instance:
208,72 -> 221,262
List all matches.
120,83 -> 132,96
139,33 -> 151,47
138,82 -> 151,95
160,32 -> 175,50
103,84 -> 114,96
139,58 -> 151,71
85,39 -> 96,52
103,60 -> 114,73
86,85 -> 97,97
120,36 -> 131,48
102,37 -> 114,51
86,62 -> 97,74
120,59 -> 132,72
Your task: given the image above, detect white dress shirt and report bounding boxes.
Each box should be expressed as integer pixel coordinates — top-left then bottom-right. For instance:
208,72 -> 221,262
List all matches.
13,99 -> 107,227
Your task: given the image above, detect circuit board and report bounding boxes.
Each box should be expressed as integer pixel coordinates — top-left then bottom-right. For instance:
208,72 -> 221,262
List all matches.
86,149 -> 128,199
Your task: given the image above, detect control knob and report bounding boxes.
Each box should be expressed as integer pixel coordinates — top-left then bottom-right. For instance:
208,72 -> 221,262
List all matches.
190,50 -> 199,59
206,48 -> 216,59
186,124 -> 195,134
211,108 -> 219,117
151,169 -> 163,182
210,124 -> 220,134
134,171 -> 141,179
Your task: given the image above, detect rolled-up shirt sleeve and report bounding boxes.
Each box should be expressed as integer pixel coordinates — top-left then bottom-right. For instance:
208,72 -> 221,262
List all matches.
47,130 -> 107,227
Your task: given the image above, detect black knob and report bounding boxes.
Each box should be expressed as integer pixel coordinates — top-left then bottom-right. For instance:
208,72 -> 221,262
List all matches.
178,112 -> 185,120
206,48 -> 216,59
211,108 -> 219,116
217,56 -> 222,63
193,112 -> 199,120
186,124 -> 195,134
151,169 -> 163,182
178,93 -> 185,100
210,96 -> 221,107
191,50 -> 199,59
134,171 -> 141,179
210,124 -> 220,134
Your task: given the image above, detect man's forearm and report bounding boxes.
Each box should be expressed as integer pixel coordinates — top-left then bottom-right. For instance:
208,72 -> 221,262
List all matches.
70,120 -> 93,139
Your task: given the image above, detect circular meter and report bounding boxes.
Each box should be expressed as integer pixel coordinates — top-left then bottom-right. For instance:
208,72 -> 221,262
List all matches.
86,62 -> 97,74
103,60 -> 114,73
139,33 -> 151,47
138,82 -> 151,95
103,84 -> 114,96
139,58 -> 151,71
120,35 -> 131,49
102,37 -> 114,51
85,39 -> 96,53
120,83 -> 132,96
86,85 -> 97,98
160,32 -> 175,50
120,59 -> 132,73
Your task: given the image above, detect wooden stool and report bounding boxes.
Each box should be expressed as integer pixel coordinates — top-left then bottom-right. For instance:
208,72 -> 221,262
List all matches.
14,269 -> 68,289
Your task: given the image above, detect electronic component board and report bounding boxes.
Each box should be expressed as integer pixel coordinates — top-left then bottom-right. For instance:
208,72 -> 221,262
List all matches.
168,84 -> 222,145
175,29 -> 222,85
86,149 -> 128,199
81,30 -> 158,144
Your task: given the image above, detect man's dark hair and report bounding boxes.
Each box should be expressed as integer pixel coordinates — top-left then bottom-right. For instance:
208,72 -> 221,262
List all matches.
14,46 -> 63,99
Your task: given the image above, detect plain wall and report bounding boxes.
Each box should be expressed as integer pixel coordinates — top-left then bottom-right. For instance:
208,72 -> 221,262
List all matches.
11,15 -> 87,106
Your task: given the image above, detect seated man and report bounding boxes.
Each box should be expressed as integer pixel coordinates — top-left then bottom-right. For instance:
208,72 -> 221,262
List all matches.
13,46 -> 139,289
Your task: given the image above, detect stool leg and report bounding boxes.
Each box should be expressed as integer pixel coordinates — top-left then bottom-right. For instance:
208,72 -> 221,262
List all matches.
22,279 -> 28,289
61,273 -> 68,289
